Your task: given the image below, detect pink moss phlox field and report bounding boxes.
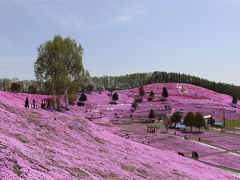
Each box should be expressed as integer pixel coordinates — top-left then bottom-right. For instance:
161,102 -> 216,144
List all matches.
201,153 -> 240,171
0,84 -> 239,180
201,136 -> 240,150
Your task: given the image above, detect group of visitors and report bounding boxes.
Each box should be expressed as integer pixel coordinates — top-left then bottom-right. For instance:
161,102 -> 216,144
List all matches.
24,97 -> 36,109
192,151 -> 199,160
177,151 -> 199,160
41,99 -> 51,110
24,97 -> 52,110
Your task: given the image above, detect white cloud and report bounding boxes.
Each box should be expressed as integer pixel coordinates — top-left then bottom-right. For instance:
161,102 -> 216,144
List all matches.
114,15 -> 134,23
113,5 -> 147,24
3,1 -> 148,31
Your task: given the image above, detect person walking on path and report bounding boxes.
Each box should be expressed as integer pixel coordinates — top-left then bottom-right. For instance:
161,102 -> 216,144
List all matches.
25,97 -> 29,108
32,99 -> 36,108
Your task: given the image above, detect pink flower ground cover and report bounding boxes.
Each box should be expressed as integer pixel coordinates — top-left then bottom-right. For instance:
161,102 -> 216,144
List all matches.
83,83 -> 240,123
201,153 -> 240,171
202,136 -> 240,150
0,83 -> 239,179
122,133 -> 220,157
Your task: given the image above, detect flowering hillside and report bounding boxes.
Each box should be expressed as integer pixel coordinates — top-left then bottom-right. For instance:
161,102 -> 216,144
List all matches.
0,87 -> 238,179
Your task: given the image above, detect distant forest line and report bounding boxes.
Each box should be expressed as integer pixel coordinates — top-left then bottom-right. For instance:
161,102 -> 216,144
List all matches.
0,71 -> 239,98
92,72 -> 240,98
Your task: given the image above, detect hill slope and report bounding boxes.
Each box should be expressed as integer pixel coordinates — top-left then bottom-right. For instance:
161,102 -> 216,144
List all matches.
0,89 -> 238,179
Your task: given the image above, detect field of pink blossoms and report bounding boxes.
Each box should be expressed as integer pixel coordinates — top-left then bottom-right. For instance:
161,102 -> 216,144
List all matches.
0,83 -> 239,179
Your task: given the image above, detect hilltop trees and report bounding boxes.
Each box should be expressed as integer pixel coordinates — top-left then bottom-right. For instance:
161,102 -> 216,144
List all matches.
91,71 -> 240,98
195,112 -> 205,132
34,35 -> 85,110
171,111 -> 182,127
2,71 -> 240,98
184,112 -> 195,132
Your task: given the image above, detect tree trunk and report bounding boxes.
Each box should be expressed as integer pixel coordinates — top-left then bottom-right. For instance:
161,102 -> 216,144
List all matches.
52,90 -> 57,110
64,87 -> 70,110
52,73 -> 57,110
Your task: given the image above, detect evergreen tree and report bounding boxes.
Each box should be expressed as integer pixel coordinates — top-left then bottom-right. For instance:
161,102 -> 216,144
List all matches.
171,111 -> 182,127
112,92 -> 119,102
79,93 -> 87,102
184,112 -> 195,132
148,109 -> 155,122
232,96 -> 238,105
162,87 -> 169,98
78,93 -> 87,106
195,112 -> 205,132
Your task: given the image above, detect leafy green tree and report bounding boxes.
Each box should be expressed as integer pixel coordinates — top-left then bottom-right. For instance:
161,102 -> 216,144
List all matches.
34,35 -> 85,110
184,112 -> 195,132
195,112 -> 205,132
148,109 -> 155,122
171,111 -> 182,127
112,92 -> 119,103
162,87 -> 169,98
139,86 -> 145,97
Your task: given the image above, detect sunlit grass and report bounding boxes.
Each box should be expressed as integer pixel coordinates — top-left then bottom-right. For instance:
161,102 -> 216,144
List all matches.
226,119 -> 240,131
218,119 -> 240,131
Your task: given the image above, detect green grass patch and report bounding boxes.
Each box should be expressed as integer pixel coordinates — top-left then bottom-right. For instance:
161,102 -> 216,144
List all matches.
226,119 -> 240,131
218,119 -> 240,131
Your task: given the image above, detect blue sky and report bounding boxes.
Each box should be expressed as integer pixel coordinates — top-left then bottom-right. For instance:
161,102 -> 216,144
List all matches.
0,0 -> 240,85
